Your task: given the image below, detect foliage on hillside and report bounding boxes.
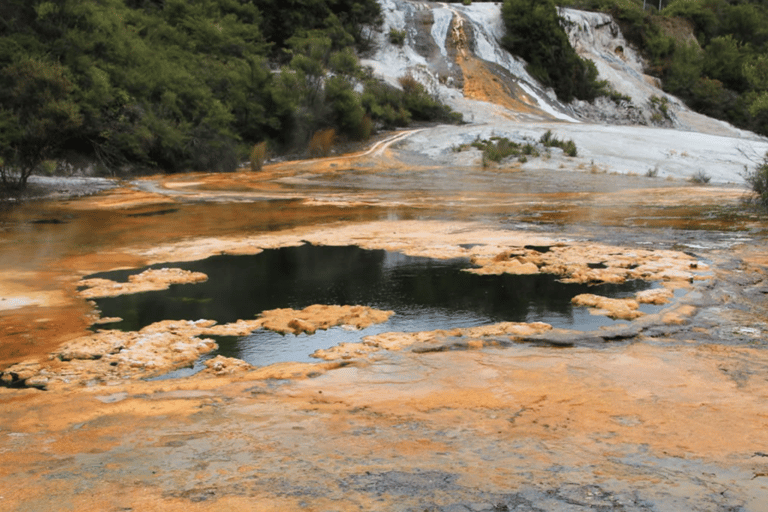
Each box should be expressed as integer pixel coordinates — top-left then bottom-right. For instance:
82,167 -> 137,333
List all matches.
560,0 -> 768,137
501,0 -> 606,102
0,0 -> 461,190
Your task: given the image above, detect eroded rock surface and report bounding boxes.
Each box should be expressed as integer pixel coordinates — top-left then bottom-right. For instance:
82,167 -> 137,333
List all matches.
78,267 -> 209,298
468,242 -> 705,286
0,305 -> 393,389
311,321 -> 554,360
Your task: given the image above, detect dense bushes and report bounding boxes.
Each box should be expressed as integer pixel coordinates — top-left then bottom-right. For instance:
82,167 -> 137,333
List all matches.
0,0 -> 462,190
0,58 -> 83,190
501,0 -> 606,102
361,74 -> 462,130
454,131 -> 578,166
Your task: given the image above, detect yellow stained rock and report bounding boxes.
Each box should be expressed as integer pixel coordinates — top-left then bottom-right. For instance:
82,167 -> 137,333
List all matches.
637,288 -> 675,305
259,305 -> 394,335
202,355 -> 254,376
572,293 -> 644,321
0,305 -> 395,388
78,268 -> 208,299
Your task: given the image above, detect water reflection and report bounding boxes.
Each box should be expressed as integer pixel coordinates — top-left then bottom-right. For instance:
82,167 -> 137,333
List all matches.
90,244 -> 652,369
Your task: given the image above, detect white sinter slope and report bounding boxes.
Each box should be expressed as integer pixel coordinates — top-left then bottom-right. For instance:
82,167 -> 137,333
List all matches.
363,0 -> 768,184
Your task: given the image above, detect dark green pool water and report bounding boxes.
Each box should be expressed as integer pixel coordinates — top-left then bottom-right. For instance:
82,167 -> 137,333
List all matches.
88,244 -> 655,375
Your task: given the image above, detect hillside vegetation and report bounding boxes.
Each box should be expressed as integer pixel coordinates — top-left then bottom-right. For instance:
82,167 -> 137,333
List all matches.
501,0 -> 607,102
453,0 -> 768,137
560,0 -> 768,136
0,0 -> 458,190
4,0 -> 768,192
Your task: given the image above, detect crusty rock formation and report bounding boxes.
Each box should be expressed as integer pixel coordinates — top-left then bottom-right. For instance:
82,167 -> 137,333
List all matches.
0,305 -> 394,389
78,267 -> 208,298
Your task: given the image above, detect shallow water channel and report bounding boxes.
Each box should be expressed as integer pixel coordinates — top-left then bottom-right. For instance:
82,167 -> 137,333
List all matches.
89,244 -> 656,375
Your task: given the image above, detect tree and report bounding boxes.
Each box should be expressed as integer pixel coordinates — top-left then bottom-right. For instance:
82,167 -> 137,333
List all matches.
703,35 -> 746,93
663,41 -> 704,97
501,0 -> 602,102
0,58 -> 82,191
744,54 -> 768,116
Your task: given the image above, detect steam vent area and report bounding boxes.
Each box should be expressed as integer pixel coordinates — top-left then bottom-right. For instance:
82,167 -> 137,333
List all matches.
3,0 -> 768,510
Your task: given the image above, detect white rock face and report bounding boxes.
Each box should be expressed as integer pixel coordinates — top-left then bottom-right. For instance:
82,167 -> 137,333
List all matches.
362,0 -> 768,183
560,8 -> 653,105
456,3 -> 535,84
559,7 -> 760,138
362,0 -> 574,121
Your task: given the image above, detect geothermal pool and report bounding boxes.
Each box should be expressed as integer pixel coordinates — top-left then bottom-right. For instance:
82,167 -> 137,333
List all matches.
87,244 -> 659,374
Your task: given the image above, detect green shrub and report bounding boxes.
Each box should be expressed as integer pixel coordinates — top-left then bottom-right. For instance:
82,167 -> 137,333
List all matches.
488,138 -> 520,162
562,139 -> 578,157
326,75 -> 366,138
361,76 -> 460,129
604,87 -> 632,104
362,80 -> 411,128
521,142 -> 538,156
689,170 -> 711,184
744,152 -> 768,209
38,160 -> 58,177
649,95 -> 671,119
467,133 -> 578,165
389,28 -> 406,46
398,74 -> 462,123
539,130 -> 556,146
538,130 -> 577,156
501,0 -> 604,102
470,137 -> 540,165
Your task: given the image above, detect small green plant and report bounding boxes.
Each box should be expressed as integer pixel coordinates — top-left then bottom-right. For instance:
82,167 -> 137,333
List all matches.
605,88 -> 632,105
468,134 -> 580,165
481,137 -> 522,164
539,129 -> 555,146
389,28 -> 406,46
562,140 -> 577,157
462,0 -> 472,5
646,165 -> 659,178
521,142 -> 539,157
38,160 -> 58,176
250,141 -> 268,171
744,152 -> 768,209
689,170 -> 711,184
539,130 -> 577,157
649,95 -> 671,121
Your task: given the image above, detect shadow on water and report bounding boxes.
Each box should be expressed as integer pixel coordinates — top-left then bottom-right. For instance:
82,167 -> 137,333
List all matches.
88,245 -> 654,373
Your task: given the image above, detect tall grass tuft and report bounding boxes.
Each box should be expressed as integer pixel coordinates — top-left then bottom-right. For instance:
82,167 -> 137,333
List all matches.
250,141 -> 268,171
389,28 -> 406,46
745,152 -> 768,209
397,74 -> 420,95
689,170 -> 711,184
357,115 -> 373,141
308,128 -> 336,157
539,130 -> 577,157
